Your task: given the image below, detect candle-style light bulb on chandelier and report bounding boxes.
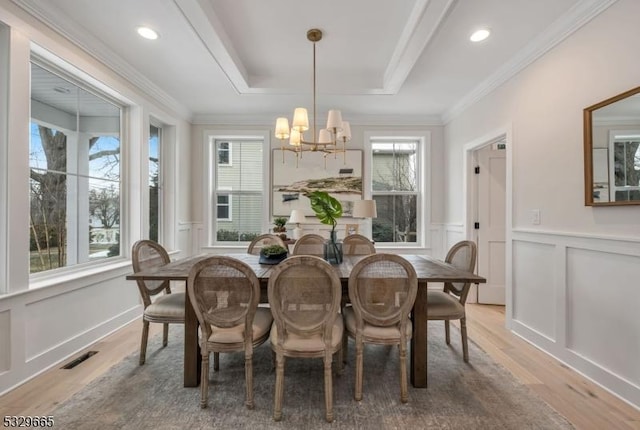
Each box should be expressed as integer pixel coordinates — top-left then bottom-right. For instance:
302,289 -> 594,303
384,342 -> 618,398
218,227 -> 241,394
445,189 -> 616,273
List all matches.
274,28 -> 351,167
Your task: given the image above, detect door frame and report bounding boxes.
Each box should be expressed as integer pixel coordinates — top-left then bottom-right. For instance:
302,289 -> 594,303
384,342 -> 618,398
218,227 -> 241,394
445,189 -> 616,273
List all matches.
462,124 -> 513,328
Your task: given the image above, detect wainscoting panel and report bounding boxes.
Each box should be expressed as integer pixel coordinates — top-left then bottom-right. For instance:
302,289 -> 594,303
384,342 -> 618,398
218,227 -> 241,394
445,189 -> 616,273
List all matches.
24,277 -> 140,361
512,240 -> 557,341
566,247 -> 640,387
511,230 -> 640,409
0,310 -> 9,372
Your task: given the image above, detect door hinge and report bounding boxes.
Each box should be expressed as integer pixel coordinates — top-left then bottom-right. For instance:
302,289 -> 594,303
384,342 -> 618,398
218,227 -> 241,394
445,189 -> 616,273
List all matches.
474,166 -> 480,174
474,222 -> 480,229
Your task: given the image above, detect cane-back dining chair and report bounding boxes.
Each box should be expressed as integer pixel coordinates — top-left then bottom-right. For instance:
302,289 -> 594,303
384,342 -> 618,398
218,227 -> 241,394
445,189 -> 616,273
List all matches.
247,234 -> 287,255
344,253 -> 418,403
131,240 -> 185,365
267,255 -> 344,422
342,234 -> 376,256
187,256 -> 273,409
291,233 -> 325,257
427,240 -> 477,362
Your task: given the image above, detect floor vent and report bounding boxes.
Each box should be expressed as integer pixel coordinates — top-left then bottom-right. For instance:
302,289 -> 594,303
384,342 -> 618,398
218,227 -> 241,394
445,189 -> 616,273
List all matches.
61,351 -> 98,369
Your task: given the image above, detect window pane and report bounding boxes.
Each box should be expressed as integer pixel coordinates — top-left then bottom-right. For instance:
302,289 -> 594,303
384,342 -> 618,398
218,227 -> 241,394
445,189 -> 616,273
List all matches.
216,140 -> 262,191
217,141 -> 230,165
149,125 -> 160,242
216,193 -> 262,242
372,195 -> 417,243
30,62 -> 121,274
372,142 -> 417,192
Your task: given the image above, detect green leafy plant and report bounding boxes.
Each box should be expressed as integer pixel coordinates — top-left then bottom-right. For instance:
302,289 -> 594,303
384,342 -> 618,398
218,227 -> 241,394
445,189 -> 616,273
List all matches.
260,244 -> 288,257
273,217 -> 287,233
307,191 -> 343,236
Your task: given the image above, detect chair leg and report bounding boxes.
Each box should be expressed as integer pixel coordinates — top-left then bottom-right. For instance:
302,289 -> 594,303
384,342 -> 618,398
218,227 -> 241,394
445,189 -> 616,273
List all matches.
399,341 -> 408,403
445,320 -> 451,345
336,344 -> 344,376
354,339 -> 363,401
273,353 -> 285,421
324,352 -> 334,423
245,352 -> 254,409
139,320 -> 149,365
200,353 -> 210,409
461,317 -> 469,362
162,323 -> 169,347
342,331 -> 348,364
213,352 -> 220,371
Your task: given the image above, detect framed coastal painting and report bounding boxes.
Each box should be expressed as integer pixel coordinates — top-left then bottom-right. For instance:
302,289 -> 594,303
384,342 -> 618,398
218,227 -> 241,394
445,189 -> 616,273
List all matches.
272,149 -> 363,217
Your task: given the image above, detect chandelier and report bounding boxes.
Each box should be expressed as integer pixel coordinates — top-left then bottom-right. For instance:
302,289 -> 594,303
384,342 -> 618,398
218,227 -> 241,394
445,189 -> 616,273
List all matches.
274,28 -> 351,166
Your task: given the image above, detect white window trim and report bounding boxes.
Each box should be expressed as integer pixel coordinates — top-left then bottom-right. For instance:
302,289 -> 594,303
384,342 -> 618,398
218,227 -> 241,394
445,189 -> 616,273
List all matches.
203,130 -> 271,248
364,130 -> 430,249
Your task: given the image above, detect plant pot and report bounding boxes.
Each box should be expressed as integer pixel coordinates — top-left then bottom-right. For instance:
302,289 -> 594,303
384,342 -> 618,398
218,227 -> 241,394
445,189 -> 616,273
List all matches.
259,250 -> 288,265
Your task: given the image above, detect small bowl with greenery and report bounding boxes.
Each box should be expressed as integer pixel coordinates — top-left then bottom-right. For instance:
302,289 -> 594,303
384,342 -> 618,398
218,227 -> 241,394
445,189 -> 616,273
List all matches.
259,244 -> 288,265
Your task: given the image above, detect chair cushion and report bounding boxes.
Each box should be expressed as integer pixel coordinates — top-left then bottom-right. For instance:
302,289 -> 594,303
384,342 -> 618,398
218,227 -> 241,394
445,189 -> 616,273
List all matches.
343,306 -> 412,341
270,317 -> 344,353
144,292 -> 185,322
207,308 -> 273,344
426,290 -> 465,319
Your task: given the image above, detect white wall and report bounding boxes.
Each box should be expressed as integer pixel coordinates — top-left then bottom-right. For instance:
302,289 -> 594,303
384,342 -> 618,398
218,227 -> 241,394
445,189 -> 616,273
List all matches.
444,0 -> 640,408
0,2 -> 191,395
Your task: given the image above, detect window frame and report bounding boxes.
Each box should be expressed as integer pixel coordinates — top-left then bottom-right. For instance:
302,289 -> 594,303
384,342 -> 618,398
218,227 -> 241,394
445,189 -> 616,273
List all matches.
364,131 -> 430,249
216,188 -> 232,221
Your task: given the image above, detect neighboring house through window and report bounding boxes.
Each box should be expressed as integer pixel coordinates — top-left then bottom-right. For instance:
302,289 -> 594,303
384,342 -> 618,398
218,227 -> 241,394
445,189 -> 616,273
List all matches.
208,135 -> 266,244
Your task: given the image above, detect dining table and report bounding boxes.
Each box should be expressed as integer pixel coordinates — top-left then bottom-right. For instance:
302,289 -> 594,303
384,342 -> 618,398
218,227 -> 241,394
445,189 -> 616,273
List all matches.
126,253 -> 485,389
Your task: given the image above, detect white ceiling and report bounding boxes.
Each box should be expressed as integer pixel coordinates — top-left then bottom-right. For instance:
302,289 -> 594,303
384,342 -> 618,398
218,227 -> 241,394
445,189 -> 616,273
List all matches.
14,0 -> 615,124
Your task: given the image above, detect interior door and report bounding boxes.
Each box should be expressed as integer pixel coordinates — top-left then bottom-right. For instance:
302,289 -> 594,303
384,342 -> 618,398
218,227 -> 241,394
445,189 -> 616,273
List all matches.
476,144 -> 506,305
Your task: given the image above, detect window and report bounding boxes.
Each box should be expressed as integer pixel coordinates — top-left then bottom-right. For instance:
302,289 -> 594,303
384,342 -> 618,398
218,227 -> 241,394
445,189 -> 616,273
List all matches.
29,62 -> 121,274
149,124 -> 161,242
217,141 -> 231,165
210,137 -> 264,244
611,135 -> 640,201
217,193 -> 231,220
369,137 -> 424,245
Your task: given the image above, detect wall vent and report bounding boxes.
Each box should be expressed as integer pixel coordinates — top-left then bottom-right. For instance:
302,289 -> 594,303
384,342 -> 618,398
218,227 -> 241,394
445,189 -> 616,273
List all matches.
61,351 -> 98,369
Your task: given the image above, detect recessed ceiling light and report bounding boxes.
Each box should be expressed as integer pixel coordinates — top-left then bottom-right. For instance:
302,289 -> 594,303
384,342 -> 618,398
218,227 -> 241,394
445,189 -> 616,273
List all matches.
137,26 -> 159,40
470,28 -> 490,42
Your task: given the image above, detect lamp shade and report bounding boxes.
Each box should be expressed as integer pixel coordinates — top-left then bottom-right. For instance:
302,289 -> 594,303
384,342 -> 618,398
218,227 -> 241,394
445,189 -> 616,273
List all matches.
289,129 -> 301,146
352,200 -> 377,218
289,209 -> 305,224
292,108 -> 309,132
326,109 -> 343,130
275,117 -> 290,139
337,121 -> 351,141
318,128 -> 332,144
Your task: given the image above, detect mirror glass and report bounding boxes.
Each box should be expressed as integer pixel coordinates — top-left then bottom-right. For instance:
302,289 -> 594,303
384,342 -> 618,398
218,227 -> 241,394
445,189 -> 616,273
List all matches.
584,86 -> 640,205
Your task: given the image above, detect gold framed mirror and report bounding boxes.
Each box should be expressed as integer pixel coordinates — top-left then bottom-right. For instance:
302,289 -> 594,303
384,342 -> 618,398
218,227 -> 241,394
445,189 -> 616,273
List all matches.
584,86 -> 640,206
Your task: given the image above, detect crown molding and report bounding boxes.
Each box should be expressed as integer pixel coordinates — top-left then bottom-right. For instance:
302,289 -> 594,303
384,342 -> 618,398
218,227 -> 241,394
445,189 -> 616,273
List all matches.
191,113 -> 443,127
11,0 -> 193,120
441,0 -> 619,124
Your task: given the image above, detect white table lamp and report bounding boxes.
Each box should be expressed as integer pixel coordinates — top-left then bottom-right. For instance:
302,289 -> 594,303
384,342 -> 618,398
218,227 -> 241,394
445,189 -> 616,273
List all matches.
352,200 -> 377,218
289,210 -> 305,239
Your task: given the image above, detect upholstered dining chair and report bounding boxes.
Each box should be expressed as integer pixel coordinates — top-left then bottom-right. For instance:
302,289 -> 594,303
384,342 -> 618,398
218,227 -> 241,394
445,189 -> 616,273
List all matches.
342,233 -> 376,256
291,233 -> 325,257
247,233 -> 287,255
344,253 -> 418,403
187,255 -> 273,409
427,240 -> 477,362
267,255 -> 344,422
131,240 -> 185,366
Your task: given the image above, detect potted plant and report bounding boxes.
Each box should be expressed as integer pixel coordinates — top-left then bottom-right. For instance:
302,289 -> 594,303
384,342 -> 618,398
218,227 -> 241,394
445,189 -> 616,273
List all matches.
272,217 -> 288,240
307,190 -> 343,263
259,244 -> 288,265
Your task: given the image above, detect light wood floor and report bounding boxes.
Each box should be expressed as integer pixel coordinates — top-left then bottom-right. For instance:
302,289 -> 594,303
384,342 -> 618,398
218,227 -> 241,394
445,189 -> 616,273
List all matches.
1,305 -> 639,429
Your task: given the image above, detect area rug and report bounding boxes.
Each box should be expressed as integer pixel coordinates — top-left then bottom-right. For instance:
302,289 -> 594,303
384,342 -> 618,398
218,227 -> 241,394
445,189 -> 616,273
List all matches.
51,324 -> 573,429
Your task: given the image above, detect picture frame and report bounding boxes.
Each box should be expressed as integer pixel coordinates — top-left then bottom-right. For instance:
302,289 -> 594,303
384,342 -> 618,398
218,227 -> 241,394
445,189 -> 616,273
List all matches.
272,149 -> 363,217
345,224 -> 359,236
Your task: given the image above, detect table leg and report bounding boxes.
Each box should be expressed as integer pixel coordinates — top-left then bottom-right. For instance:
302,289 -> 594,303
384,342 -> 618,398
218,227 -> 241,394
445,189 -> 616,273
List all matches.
411,280 -> 428,388
184,291 -> 201,387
